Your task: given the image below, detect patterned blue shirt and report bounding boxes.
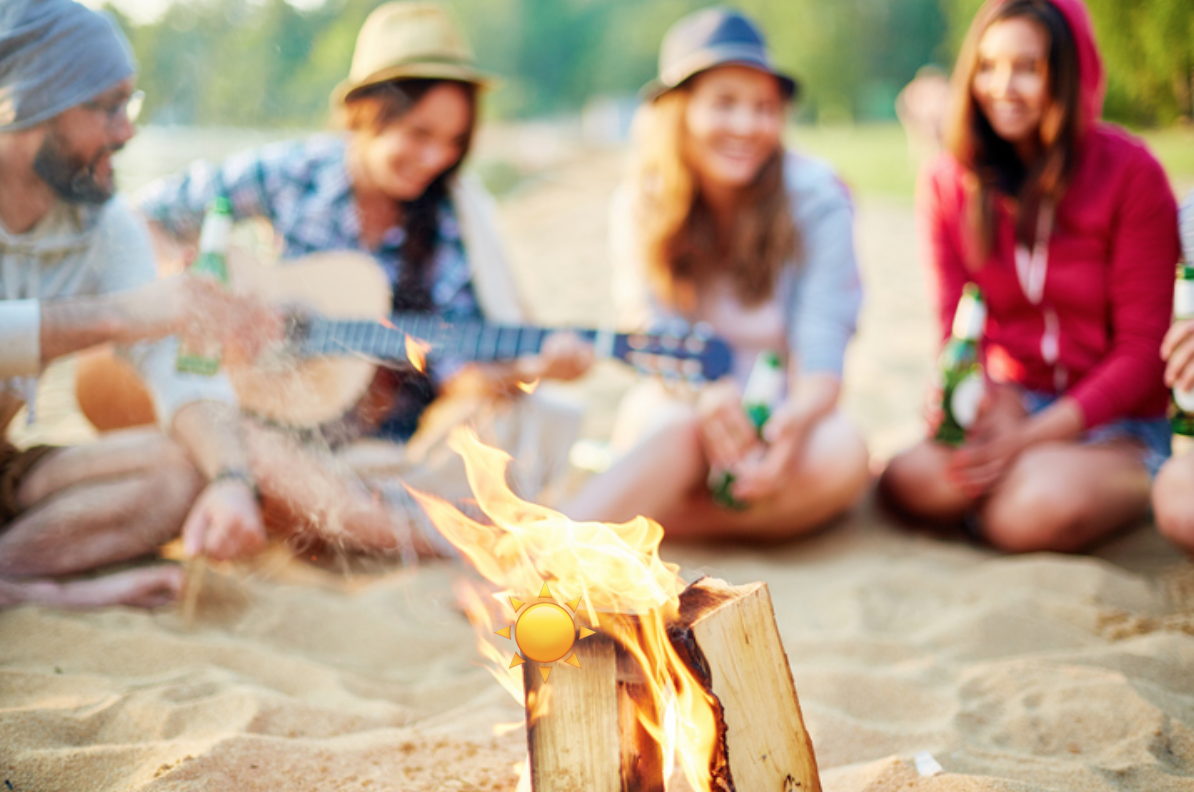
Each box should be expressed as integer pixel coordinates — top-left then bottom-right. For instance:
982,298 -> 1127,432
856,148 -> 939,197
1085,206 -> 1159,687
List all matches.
136,134 -> 484,439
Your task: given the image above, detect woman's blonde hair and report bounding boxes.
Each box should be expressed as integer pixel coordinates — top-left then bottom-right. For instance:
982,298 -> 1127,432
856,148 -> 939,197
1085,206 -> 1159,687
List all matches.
630,86 -> 797,312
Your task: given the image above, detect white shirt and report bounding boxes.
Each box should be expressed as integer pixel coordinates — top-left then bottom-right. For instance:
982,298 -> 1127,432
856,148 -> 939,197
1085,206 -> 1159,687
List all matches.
0,195 -> 236,431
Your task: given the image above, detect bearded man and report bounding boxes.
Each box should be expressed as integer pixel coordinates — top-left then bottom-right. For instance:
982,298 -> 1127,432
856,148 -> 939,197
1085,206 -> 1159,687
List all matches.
0,0 -> 270,608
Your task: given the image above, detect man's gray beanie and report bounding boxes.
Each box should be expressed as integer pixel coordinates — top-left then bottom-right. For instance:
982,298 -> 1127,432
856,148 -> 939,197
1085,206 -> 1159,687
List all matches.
0,0 -> 137,132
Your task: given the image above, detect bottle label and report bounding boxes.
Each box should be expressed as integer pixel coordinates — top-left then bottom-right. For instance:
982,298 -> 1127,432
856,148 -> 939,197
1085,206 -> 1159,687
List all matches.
741,358 -> 785,409
952,291 -> 986,341
1175,280 -> 1194,320
198,212 -> 232,254
949,372 -> 984,428
1176,388 -> 1194,414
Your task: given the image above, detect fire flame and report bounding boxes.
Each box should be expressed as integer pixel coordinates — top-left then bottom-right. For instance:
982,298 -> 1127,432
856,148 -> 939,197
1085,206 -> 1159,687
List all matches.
516,378 -> 540,395
408,427 -> 720,791
404,334 -> 431,373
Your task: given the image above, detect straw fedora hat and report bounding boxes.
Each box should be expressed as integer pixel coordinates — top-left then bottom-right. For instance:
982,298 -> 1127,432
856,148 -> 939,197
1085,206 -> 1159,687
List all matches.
332,1 -> 494,106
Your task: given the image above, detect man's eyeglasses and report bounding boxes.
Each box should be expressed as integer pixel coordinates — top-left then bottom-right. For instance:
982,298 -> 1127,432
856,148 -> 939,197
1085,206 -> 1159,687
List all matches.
83,90 -> 145,128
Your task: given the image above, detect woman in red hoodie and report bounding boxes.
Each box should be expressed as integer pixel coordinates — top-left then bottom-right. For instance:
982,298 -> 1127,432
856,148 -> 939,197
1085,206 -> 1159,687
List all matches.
879,0 -> 1181,552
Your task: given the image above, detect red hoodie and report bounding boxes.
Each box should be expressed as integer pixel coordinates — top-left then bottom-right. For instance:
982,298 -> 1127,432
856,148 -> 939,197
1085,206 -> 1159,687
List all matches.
919,0 -> 1181,429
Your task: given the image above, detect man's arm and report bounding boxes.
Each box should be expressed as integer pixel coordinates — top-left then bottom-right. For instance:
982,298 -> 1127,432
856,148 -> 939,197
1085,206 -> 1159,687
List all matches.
171,400 -> 267,561
35,275 -> 270,366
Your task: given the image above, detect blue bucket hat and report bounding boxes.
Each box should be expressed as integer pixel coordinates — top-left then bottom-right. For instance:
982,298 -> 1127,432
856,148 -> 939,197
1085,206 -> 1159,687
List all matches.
641,7 -> 798,102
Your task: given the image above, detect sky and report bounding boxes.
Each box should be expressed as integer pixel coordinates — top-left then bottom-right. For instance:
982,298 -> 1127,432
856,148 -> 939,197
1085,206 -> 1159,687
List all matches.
81,0 -> 326,25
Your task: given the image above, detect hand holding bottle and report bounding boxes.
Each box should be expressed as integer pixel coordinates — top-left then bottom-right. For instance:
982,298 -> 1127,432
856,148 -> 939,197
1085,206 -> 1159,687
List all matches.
696,379 -> 764,471
1162,319 -> 1194,392
729,400 -> 816,501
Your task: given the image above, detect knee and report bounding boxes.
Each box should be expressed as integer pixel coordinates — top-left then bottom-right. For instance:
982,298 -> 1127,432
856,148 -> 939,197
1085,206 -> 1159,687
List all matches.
804,422 -> 870,508
981,478 -> 1083,553
878,442 -> 957,519
1154,460 -> 1194,554
145,439 -> 205,514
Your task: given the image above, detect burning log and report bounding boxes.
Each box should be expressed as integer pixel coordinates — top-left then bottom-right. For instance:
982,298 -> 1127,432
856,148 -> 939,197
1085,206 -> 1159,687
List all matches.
522,630 -> 623,792
672,577 -> 821,792
521,577 -> 820,792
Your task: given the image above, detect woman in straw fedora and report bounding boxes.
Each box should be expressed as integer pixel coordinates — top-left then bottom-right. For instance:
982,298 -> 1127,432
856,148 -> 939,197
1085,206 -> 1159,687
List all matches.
564,8 -> 870,541
136,1 -> 593,560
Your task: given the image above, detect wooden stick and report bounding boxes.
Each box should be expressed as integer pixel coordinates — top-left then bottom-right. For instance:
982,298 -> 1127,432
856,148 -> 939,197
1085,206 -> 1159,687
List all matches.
672,577 -> 822,792
181,557 -> 206,627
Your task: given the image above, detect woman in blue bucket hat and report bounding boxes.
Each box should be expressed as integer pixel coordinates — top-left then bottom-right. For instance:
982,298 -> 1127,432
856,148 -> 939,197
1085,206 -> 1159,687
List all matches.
566,8 -> 870,541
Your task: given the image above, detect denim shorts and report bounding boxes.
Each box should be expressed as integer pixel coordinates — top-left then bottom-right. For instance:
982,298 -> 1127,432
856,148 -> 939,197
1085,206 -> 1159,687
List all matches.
1020,390 -> 1172,478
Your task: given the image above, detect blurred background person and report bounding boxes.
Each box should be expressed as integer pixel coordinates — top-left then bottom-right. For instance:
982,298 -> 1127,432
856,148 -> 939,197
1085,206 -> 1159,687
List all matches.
135,1 -> 593,560
879,0 -> 1181,552
565,8 -> 870,541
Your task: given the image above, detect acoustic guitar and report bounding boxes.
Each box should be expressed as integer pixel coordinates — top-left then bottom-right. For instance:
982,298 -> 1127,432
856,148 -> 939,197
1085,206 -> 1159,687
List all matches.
75,251 -> 733,431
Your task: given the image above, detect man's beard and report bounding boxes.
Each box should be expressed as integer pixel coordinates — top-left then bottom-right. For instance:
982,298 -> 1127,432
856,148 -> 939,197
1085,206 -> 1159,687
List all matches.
32,129 -> 120,205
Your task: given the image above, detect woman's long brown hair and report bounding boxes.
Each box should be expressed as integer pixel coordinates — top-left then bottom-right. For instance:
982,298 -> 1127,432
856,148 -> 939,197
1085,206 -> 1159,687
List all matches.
631,85 -> 797,312
339,79 -> 478,312
945,0 -> 1083,264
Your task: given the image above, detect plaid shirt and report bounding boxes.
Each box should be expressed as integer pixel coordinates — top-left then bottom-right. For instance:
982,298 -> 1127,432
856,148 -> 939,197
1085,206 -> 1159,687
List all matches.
137,134 -> 484,439
137,134 -> 481,321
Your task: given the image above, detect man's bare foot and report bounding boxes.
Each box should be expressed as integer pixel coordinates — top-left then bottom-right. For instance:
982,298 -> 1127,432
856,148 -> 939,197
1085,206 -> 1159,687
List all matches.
0,564 -> 185,609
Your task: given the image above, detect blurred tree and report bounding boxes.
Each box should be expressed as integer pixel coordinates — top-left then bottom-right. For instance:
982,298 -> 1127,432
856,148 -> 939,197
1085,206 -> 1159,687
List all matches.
106,0 -> 1187,128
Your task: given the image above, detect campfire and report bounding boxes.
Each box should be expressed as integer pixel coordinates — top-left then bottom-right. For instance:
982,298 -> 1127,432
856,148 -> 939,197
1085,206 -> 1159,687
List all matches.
410,429 -> 821,792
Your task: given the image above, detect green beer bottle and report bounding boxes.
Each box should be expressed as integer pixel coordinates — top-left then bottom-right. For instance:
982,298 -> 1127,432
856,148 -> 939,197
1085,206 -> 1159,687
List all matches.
176,198 -> 234,376
1171,263 -> 1194,436
708,350 -> 785,510
935,283 -> 986,446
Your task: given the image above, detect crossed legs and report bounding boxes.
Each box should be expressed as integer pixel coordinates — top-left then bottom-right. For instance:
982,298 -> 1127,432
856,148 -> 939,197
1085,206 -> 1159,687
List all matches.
0,428 -> 205,608
565,402 -> 870,541
879,439 -> 1153,552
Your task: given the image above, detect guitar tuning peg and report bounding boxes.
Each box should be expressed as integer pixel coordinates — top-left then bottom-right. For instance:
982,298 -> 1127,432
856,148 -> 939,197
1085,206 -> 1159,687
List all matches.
692,321 -> 714,340
667,318 -> 691,337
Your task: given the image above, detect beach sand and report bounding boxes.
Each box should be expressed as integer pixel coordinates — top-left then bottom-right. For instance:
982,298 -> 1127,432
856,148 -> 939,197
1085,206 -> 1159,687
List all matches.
2,133 -> 1193,791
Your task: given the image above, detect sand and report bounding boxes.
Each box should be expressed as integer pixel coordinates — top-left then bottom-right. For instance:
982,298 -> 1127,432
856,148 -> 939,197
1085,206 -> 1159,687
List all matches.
2,131 -> 1193,791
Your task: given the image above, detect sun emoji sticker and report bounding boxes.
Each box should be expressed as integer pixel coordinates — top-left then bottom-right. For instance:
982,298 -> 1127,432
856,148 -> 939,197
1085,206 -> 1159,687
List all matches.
496,582 -> 595,682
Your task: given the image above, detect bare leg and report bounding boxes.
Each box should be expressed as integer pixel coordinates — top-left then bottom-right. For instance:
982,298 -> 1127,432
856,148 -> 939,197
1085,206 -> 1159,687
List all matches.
0,564 -> 184,609
566,410 -> 870,541
653,411 -> 870,541
980,441 -> 1152,553
0,428 -> 204,578
877,439 -> 974,525
565,405 -> 707,525
1153,453 -> 1194,553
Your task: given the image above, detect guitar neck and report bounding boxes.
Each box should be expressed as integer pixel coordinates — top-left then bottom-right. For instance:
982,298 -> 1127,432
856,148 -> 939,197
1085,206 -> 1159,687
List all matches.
303,314 -> 582,365
298,314 -> 733,383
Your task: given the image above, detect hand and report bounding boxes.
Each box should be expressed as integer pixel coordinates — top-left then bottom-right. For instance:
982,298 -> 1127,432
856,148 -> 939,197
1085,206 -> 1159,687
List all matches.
695,380 -> 760,470
518,332 -> 595,383
1163,319 -> 1194,392
967,382 -> 1027,444
122,276 -> 284,361
947,424 -> 1027,498
731,401 -> 814,501
176,277 -> 284,363
181,479 -> 268,561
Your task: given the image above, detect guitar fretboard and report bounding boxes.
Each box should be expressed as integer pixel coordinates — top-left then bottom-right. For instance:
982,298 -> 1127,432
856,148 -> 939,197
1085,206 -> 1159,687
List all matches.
301,315 -> 563,364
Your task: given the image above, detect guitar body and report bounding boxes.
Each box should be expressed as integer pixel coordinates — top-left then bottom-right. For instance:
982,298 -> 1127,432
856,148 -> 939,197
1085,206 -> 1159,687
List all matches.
76,252 -> 391,431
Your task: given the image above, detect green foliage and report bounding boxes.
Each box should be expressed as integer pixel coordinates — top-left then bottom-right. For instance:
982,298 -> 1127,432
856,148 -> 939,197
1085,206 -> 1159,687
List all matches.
108,0 -> 1189,128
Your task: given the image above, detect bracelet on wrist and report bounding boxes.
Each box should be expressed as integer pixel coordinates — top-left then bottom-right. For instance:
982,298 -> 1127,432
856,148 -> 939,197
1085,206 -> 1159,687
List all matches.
211,466 -> 260,500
